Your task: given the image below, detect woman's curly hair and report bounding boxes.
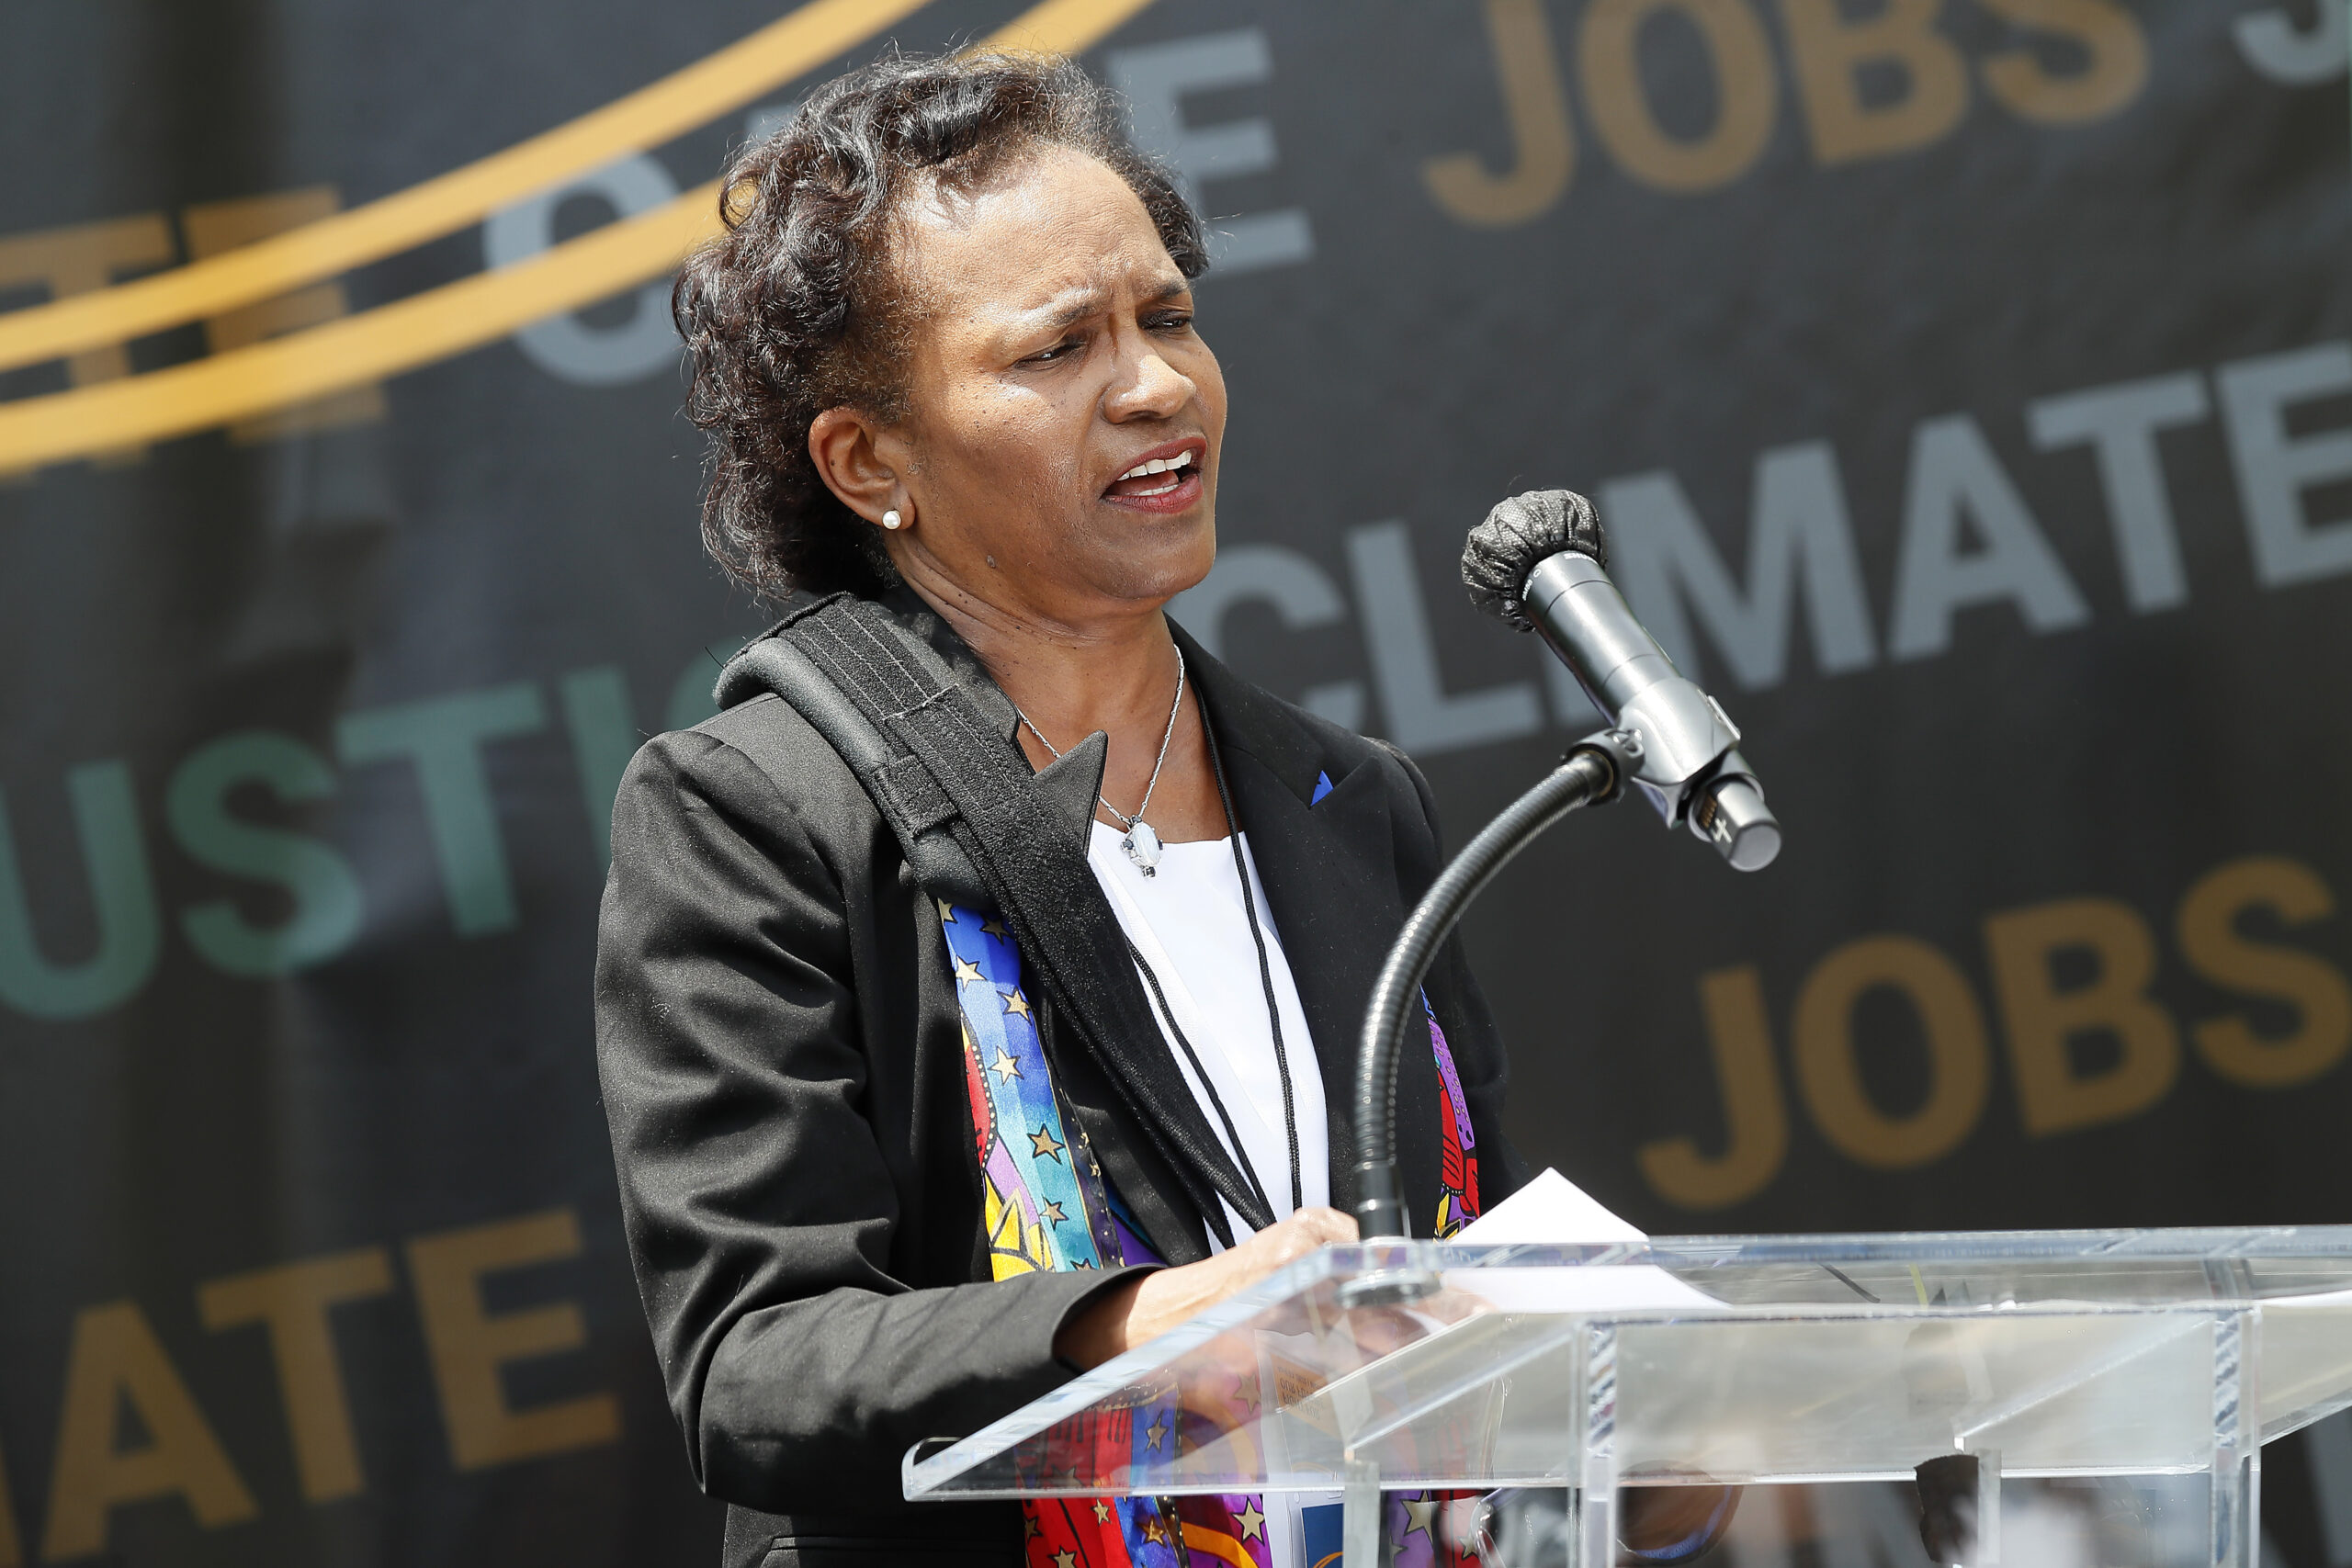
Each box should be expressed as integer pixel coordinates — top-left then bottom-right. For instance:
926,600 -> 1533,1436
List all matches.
673,50 -> 1208,601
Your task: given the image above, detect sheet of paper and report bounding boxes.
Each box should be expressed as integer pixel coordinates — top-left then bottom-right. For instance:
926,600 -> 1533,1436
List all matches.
1456,1166 -> 1647,1245
1450,1168 -> 1724,1312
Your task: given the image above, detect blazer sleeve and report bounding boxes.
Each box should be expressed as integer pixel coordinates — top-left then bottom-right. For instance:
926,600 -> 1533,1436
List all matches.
594,728 -> 1148,1513
1379,740 -> 1534,1207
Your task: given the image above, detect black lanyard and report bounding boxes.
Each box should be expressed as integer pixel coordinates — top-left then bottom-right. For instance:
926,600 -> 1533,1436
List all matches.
1115,718 -> 1306,1224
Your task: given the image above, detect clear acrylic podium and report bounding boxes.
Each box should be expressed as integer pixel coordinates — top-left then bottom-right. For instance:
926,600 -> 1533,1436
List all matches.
904,1230 -> 2352,1566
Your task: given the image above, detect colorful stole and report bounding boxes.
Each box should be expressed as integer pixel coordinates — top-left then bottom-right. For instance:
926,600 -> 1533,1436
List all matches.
942,900 -> 1485,1568
1425,992 -> 1481,1245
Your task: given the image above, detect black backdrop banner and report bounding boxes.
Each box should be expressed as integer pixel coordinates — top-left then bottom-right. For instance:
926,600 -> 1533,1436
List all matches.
4,1 -> 2350,1562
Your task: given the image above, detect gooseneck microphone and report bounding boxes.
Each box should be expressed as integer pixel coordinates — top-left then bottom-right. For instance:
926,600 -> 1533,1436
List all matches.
1462,489 -> 1781,872
1344,491 -> 1784,1271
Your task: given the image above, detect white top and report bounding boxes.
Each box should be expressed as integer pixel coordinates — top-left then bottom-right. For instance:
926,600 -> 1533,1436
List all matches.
1090,822 -> 1341,1562
1085,821 -> 1328,1247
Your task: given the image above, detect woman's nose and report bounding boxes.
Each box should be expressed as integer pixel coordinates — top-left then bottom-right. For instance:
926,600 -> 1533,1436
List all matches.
1104,345 -> 1195,422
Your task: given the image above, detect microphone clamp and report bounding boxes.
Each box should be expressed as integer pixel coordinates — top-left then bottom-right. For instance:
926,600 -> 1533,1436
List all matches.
1526,552 -> 1781,873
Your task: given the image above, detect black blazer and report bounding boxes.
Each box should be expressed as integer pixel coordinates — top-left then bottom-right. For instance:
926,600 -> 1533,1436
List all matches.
594,595 -> 1528,1567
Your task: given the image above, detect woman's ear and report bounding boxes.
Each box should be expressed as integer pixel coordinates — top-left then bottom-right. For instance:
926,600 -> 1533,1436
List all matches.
808,407 -> 906,526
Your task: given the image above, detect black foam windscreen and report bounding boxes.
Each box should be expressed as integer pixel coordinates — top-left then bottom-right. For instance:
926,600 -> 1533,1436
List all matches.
1460,488 -> 1607,632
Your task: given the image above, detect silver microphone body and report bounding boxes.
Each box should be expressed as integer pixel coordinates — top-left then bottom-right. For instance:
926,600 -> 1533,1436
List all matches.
1524,552 -> 1781,872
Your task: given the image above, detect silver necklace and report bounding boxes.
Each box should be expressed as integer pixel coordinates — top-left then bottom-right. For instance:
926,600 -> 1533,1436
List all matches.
1016,648 -> 1186,877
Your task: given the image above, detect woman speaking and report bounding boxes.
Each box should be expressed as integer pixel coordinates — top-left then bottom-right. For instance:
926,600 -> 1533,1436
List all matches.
595,50 -> 1525,1568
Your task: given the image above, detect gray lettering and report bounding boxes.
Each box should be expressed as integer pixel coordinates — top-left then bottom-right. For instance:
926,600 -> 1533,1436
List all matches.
1169,544 -> 1365,728
1890,414 -> 2090,659
1346,520 -> 1541,754
2234,1 -> 2348,84
1107,29 -> 1315,276
2218,342 -> 2352,588
1603,440 -> 1878,691
483,155 -> 684,386
2029,372 -> 2209,613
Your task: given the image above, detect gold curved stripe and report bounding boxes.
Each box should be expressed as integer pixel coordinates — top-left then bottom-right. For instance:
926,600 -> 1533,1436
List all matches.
983,0 -> 1158,52
1179,1523 -> 1260,1568
0,0 -> 934,378
0,0 -> 1160,475
0,183 -> 722,475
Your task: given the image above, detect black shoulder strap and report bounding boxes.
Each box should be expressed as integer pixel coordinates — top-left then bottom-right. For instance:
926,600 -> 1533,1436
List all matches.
715,594 -> 1273,1247
716,627 -> 1001,909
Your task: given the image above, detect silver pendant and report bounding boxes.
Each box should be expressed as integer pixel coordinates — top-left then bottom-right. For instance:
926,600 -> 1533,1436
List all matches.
1123,820 -> 1163,877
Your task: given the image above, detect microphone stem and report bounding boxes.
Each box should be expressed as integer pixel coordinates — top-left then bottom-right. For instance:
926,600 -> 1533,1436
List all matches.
1352,746 -> 1618,1242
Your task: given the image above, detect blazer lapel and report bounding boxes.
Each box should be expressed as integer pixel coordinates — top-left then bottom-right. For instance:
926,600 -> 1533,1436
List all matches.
1174,626 -> 1447,1231
872,592 -> 1263,1261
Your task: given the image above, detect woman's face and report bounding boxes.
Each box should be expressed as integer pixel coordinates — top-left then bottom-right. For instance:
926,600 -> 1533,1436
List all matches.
853,145 -> 1227,623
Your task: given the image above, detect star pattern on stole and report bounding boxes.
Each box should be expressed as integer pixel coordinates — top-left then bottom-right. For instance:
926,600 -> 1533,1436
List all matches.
989,1047 -> 1021,1082
1029,1125 -> 1066,1162
1237,1499 -> 1267,1541
1145,1415 -> 1168,1451
952,954 -> 984,985
1038,1199 -> 1068,1225
1001,988 -> 1033,1019
1396,1495 -> 1440,1562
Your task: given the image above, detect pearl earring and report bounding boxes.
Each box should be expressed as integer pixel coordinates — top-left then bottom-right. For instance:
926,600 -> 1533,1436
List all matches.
881,509 -> 903,531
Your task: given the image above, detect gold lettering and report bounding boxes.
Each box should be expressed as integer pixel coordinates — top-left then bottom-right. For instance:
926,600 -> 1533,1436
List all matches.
1424,0 -> 1577,226
0,214 -> 175,467
1639,965 -> 1791,1207
0,1429 -> 23,1568
41,1302 -> 257,1561
180,186 -> 387,441
0,215 -> 175,388
1580,0 -> 1780,192
1792,934 -> 1989,1167
1985,896 -> 2179,1135
2177,857 -> 2352,1089
196,1247 -> 394,1503
405,1209 -> 620,1471
1974,0 -> 2148,125
1777,0 -> 1968,164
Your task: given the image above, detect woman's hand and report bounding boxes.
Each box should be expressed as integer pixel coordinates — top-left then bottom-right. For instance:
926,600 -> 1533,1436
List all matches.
1054,1207 -> 1359,1371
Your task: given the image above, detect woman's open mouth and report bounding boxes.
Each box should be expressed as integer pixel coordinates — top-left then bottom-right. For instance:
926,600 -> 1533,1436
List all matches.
1102,443 -> 1205,513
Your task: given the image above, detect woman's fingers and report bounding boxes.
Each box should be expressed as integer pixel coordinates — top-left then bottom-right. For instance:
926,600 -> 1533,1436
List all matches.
1292,1206 -> 1360,1245
1237,1206 -> 1358,1270
1277,1209 -> 1359,1271
1054,1209 -> 1363,1369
